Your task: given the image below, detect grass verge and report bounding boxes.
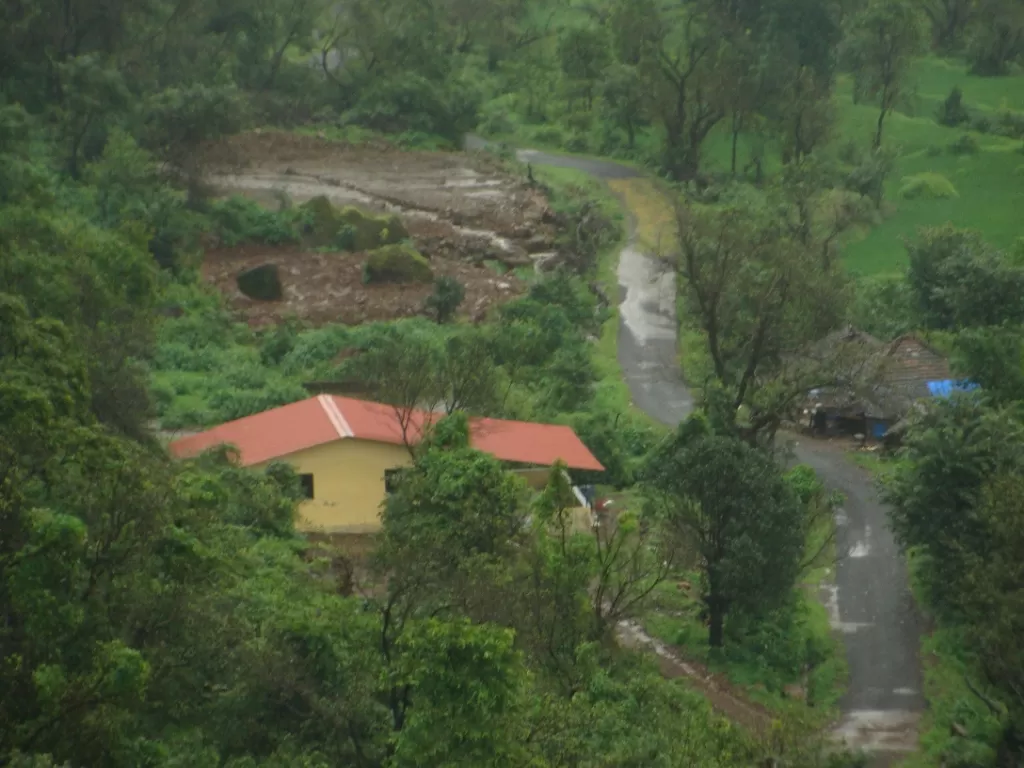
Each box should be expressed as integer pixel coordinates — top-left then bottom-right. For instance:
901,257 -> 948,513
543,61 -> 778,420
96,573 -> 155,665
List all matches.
532,165 -> 669,435
640,566 -> 846,727
899,550 -> 1004,768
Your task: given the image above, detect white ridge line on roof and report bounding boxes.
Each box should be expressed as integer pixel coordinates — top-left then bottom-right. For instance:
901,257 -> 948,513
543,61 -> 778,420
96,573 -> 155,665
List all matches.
317,394 -> 354,438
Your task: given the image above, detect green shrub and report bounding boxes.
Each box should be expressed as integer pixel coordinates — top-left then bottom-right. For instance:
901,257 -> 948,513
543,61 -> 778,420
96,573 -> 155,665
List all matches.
206,378 -> 307,422
150,377 -> 177,410
259,317 -> 302,365
936,86 -> 970,127
343,72 -> 480,143
299,196 -> 408,251
529,125 -> 570,147
947,133 -> 979,156
332,224 -> 358,251
338,207 -> 407,251
160,401 -> 215,429
424,276 -> 465,323
222,363 -> 271,390
207,195 -> 303,246
362,244 -> 433,284
898,173 -> 959,200
280,325 -> 353,374
153,341 -> 223,373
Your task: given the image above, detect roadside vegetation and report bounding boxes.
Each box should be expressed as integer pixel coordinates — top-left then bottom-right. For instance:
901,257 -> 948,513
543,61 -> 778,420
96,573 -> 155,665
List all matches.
2,0 -> 1023,766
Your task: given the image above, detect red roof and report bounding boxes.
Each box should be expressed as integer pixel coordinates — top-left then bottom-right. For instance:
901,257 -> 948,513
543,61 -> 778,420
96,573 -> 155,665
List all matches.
169,395 -> 604,472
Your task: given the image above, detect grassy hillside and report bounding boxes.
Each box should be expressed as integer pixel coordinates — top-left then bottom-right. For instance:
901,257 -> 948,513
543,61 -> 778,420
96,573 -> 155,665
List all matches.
834,58 -> 1024,276
692,57 -> 1024,276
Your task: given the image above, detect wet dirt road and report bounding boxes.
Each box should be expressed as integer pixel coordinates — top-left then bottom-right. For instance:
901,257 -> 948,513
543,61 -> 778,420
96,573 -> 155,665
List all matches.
473,137 -> 925,762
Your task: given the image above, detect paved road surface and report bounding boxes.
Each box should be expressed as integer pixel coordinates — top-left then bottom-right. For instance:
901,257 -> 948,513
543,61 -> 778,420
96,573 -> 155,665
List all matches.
469,136 -> 926,760
464,137 -> 694,424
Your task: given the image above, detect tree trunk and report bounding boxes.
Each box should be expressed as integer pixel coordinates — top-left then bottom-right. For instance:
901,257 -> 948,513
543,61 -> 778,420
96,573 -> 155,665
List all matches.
731,124 -> 740,176
874,108 -> 885,150
708,595 -> 725,648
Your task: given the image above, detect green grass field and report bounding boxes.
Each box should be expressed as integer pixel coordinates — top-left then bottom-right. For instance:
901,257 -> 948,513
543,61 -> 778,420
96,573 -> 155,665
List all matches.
833,58 -> 1024,275
695,57 -> 1024,276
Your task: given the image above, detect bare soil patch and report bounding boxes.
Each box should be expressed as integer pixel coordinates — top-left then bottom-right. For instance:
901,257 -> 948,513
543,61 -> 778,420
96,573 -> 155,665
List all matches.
202,243 -> 524,328
196,130 -> 563,326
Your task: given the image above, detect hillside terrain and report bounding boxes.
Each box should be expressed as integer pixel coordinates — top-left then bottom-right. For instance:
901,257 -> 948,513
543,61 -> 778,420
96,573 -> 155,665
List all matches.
2,0 -> 1023,767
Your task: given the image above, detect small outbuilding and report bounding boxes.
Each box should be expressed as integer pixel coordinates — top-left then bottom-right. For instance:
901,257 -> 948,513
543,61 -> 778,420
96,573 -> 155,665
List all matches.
804,332 -> 974,440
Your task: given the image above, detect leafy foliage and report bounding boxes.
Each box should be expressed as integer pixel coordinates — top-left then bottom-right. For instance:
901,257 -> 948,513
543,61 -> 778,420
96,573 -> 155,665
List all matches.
906,225 -> 1024,330
643,418 -> 806,648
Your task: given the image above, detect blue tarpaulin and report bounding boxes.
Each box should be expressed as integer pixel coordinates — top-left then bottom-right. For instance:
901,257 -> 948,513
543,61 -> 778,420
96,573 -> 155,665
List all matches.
926,380 -> 979,398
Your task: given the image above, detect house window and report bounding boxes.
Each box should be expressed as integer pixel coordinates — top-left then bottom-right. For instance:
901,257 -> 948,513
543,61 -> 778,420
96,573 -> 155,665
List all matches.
299,473 -> 315,499
384,468 -> 404,494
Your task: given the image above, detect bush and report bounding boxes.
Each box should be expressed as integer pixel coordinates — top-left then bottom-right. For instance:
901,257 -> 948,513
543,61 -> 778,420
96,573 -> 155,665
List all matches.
298,196 -> 407,251
424,276 -> 465,323
343,73 -> 480,143
528,125 -> 570,147
259,317 -> 302,365
843,148 -> 894,207
362,244 -> 433,284
971,115 -> 992,134
207,195 -> 304,246
206,377 -> 308,422
995,110 -> 1024,140
947,134 -> 979,156
898,173 -> 959,200
849,274 -> 917,340
152,341 -> 223,373
280,325 -> 353,375
936,86 -> 970,127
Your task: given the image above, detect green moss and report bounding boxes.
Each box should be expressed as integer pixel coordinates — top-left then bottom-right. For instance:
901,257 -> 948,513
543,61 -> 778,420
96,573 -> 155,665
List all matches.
338,206 -> 409,251
898,173 -> 960,200
298,196 -> 409,250
363,244 -> 433,284
298,195 -> 341,246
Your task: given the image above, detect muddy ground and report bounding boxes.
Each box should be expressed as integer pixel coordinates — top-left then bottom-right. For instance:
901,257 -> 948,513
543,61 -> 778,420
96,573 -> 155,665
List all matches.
198,131 -> 562,327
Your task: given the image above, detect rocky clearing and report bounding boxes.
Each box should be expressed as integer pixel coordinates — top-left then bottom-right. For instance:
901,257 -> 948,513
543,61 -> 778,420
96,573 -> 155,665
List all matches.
200,131 -> 562,326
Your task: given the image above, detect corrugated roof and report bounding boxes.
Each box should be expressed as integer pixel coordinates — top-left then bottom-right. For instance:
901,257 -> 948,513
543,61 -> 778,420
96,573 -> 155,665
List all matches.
169,395 -> 604,472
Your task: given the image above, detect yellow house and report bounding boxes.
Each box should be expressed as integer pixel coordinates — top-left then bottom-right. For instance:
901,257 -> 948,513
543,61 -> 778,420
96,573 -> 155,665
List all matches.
169,395 -> 604,534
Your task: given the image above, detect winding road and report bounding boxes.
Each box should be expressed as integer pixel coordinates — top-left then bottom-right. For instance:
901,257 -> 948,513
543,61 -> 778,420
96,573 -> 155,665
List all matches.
469,137 -> 926,762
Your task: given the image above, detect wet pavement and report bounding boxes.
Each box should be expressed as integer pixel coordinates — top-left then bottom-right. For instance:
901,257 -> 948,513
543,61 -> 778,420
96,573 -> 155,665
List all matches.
466,135 -> 924,761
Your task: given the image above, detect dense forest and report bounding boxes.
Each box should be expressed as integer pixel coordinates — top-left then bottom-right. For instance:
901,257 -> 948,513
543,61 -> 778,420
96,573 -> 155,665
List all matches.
1,0 -> 1023,766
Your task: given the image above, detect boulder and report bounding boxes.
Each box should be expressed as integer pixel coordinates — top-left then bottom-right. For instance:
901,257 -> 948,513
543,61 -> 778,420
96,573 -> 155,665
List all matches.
298,195 -> 409,251
338,206 -> 408,251
237,263 -> 283,301
299,195 -> 341,247
363,244 -> 433,284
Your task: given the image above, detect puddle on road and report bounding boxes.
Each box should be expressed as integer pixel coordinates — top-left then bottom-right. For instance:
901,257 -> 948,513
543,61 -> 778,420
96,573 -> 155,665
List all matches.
617,244 -> 677,344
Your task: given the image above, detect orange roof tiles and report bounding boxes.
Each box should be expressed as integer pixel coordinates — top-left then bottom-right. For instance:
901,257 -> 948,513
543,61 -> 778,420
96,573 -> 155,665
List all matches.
169,395 -> 604,472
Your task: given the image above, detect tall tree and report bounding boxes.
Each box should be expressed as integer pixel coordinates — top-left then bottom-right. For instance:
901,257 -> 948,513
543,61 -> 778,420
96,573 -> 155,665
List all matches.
966,0 -> 1024,74
906,225 -> 1024,330
916,0 -> 977,50
643,419 -> 805,647
842,0 -> 927,148
611,0 -> 727,180
675,198 -> 848,443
